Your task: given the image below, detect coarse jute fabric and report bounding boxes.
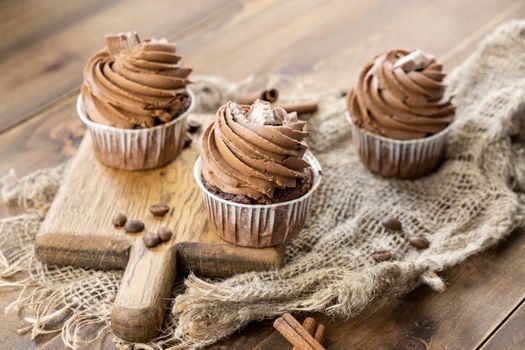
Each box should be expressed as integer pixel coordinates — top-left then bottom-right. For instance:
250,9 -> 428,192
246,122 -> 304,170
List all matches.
2,20 -> 525,349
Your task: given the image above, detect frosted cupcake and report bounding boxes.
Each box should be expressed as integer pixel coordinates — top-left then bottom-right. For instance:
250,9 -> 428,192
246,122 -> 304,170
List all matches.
194,100 -> 322,247
346,49 -> 455,179
78,32 -> 193,170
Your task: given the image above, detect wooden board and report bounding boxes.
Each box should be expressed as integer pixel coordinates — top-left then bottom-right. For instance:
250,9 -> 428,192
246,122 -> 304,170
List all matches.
35,114 -> 285,342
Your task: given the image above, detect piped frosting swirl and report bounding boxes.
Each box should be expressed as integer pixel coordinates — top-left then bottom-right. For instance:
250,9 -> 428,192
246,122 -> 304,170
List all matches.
82,32 -> 192,129
347,49 -> 454,140
201,100 -> 311,202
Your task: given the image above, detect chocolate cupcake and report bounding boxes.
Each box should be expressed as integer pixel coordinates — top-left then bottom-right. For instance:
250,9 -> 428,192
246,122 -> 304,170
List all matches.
77,32 -> 194,171
346,49 -> 454,179
194,100 -> 322,248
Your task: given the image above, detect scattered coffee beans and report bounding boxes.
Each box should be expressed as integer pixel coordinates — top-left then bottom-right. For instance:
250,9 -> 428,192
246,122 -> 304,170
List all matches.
112,213 -> 127,228
150,203 -> 170,217
183,133 -> 192,149
382,216 -> 402,231
186,120 -> 201,134
143,232 -> 160,248
125,220 -> 145,233
158,227 -> 173,242
372,250 -> 392,262
407,235 -> 430,249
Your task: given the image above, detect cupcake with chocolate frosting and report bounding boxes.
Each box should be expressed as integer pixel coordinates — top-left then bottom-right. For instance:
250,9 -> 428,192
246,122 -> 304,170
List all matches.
78,32 -> 194,170
194,100 -> 322,247
346,49 -> 454,179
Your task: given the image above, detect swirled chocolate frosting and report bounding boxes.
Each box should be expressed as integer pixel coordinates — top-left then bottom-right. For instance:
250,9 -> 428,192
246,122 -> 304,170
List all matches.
201,100 -> 311,203
82,32 -> 191,129
347,49 -> 454,140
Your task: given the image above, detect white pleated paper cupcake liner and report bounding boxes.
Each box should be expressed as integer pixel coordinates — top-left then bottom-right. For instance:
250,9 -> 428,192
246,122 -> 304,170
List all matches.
194,152 -> 322,248
76,89 -> 194,171
345,111 -> 451,179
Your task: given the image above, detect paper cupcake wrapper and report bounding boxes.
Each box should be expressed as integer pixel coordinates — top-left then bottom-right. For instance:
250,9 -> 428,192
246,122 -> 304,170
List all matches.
76,90 -> 194,171
346,111 -> 450,179
194,152 -> 322,248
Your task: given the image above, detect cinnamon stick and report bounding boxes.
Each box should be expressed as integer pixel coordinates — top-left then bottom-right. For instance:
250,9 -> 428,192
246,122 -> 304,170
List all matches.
277,101 -> 318,115
239,88 -> 279,104
274,318 -> 315,350
273,313 -> 325,350
314,323 -> 325,345
293,317 -> 317,350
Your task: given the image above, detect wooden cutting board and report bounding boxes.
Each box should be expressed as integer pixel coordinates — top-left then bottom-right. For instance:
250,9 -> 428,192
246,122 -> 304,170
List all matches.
35,115 -> 285,342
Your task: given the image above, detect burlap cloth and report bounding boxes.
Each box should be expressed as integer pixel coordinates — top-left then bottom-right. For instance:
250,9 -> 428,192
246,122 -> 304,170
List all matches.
2,20 -> 525,349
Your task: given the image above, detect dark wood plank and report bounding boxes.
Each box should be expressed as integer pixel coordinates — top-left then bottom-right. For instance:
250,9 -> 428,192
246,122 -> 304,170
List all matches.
0,0 -> 110,55
0,97 -> 83,218
1,0 -> 524,349
480,299 -> 525,350
0,288 -> 59,350
180,0 -> 523,89
0,0 -> 239,133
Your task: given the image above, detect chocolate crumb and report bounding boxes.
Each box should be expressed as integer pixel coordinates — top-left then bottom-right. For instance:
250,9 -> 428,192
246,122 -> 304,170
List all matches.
186,120 -> 201,134
183,133 -> 192,149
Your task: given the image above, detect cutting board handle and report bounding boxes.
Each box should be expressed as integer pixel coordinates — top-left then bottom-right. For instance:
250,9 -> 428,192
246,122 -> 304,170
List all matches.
111,241 -> 177,342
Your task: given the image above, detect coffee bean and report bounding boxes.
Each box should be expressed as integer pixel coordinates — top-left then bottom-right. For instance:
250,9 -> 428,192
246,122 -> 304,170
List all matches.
158,227 -> 173,242
382,216 -> 402,231
186,120 -> 201,134
407,235 -> 430,249
150,203 -> 170,217
143,232 -> 160,248
112,213 -> 127,228
125,220 -> 144,233
372,250 -> 391,262
183,133 -> 192,149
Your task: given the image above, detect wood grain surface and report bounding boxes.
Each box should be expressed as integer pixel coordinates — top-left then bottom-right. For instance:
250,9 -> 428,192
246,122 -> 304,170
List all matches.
1,0 -> 525,349
37,119 -> 284,341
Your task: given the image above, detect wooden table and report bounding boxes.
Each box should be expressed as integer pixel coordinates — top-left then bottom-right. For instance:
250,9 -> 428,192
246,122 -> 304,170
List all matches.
1,1 -> 524,349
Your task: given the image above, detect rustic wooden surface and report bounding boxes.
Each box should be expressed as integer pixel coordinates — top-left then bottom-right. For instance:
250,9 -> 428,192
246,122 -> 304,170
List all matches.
1,0 -> 524,349
37,129 -> 284,342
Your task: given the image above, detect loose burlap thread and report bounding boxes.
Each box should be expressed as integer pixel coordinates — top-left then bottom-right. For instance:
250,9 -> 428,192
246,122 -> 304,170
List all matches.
2,20 -> 525,349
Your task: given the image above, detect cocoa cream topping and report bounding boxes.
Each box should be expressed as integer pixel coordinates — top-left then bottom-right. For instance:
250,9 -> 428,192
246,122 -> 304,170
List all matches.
347,49 -> 454,140
201,100 -> 311,201
82,32 -> 191,129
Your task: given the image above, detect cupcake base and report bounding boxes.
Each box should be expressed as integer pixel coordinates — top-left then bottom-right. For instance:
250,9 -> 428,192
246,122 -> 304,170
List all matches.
194,152 -> 322,248
77,90 -> 194,171
347,112 -> 451,179
202,168 -> 314,205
